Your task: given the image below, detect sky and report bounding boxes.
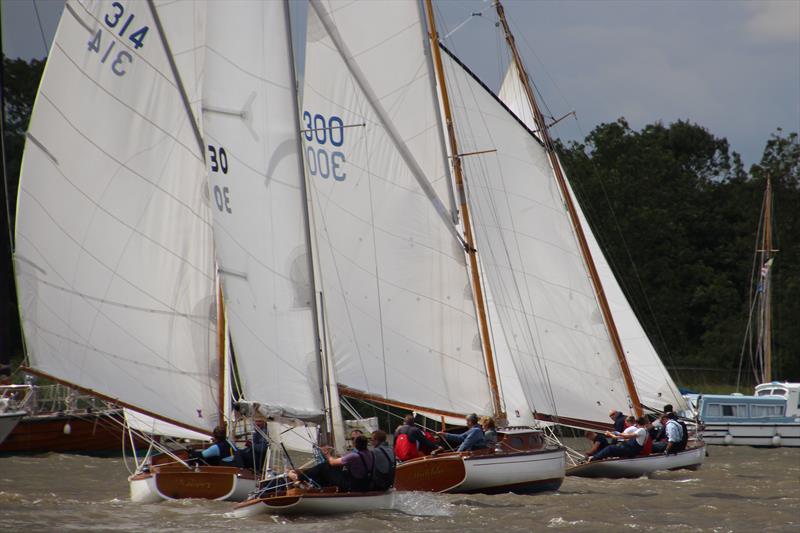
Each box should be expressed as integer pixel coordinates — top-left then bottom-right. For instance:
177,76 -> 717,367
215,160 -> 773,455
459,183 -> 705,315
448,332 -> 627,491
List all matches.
3,0 -> 799,167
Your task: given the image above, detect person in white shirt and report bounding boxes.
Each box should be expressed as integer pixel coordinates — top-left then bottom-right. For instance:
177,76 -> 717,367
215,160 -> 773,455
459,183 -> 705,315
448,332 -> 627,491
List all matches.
663,414 -> 686,454
589,416 -> 648,461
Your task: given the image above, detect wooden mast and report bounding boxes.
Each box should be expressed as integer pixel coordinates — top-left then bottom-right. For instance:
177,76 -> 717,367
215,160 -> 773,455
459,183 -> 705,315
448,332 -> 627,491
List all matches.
424,0 -> 504,421
761,176 -> 773,383
216,281 -> 227,431
494,0 -> 643,416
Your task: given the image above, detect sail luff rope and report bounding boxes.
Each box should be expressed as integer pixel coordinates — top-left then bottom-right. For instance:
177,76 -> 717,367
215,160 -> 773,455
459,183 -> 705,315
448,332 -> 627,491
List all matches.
146,0 -> 205,159
424,0 -> 504,420
284,0 -> 331,445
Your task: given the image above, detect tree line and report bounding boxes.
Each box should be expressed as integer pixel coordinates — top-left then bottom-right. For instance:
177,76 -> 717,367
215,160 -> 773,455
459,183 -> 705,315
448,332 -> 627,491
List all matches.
2,56 -> 798,385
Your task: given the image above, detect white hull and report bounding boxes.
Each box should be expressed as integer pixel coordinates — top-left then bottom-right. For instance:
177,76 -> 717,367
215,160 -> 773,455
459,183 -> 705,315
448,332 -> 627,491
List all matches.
232,490 -> 394,517
0,411 -> 25,445
129,472 -> 256,503
567,444 -> 706,479
702,423 -> 800,447
458,448 -> 565,493
394,446 -> 565,494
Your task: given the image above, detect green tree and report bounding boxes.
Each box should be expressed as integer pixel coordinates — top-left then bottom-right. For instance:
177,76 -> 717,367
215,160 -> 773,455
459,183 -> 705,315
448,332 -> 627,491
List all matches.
559,120 -> 800,386
1,56 -> 45,374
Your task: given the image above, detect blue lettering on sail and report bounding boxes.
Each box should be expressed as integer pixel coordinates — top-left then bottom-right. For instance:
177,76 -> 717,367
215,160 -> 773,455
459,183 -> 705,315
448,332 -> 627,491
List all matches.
304,111 -> 346,181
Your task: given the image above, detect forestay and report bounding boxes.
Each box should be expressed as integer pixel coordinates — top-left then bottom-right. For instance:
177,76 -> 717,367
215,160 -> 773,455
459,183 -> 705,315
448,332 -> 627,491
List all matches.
202,1 -> 323,419
441,49 -> 634,426
14,0 -> 219,433
497,62 -> 686,412
303,0 -> 493,416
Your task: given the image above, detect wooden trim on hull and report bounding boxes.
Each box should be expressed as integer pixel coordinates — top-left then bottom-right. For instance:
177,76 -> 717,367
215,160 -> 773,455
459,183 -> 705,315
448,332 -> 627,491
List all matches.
394,453 -> 467,492
130,466 -> 255,502
0,412 -> 148,455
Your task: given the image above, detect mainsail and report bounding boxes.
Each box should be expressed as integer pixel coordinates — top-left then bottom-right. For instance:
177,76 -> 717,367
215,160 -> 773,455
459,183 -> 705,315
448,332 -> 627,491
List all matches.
441,48 -> 637,426
302,0 -> 494,417
201,0 -> 323,420
497,60 -> 686,413
14,0 -> 219,433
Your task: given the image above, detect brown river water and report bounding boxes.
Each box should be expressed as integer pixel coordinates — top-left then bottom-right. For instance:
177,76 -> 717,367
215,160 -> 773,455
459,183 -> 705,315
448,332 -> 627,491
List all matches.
1,441 -> 797,532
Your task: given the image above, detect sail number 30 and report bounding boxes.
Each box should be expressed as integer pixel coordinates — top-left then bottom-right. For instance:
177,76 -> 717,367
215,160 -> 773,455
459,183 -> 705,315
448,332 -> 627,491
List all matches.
208,145 -> 232,214
87,2 -> 149,77
303,112 -> 346,181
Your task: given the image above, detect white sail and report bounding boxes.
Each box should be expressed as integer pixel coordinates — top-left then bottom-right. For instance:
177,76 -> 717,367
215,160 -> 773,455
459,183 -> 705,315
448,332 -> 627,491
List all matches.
202,1 -> 323,419
14,0 -> 219,433
124,408 -> 211,441
483,273 -> 537,426
497,62 -> 686,412
303,0 -> 493,416
442,49 -> 635,426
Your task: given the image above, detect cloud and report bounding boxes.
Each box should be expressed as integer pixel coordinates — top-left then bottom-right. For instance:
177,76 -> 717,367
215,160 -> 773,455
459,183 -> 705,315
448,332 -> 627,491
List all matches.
745,0 -> 800,42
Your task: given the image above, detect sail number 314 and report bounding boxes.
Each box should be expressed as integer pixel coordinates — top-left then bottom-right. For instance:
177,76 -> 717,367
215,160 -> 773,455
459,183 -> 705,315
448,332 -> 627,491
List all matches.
87,2 -> 149,77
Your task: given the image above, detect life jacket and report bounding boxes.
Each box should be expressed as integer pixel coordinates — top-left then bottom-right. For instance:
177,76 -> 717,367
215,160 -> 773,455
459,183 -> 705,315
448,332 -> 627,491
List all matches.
218,439 -> 243,467
667,419 -> 689,453
349,451 -> 374,492
394,433 -> 420,461
640,435 -> 653,456
371,446 -> 396,491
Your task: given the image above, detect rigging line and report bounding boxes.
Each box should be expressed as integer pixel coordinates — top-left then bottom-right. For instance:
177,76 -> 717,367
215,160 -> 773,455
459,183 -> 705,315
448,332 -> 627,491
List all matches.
359,103 -> 390,401
31,0 -> 51,56
308,0 -> 467,252
442,4 -> 492,40
146,0 -> 204,159
444,53 -> 559,415
307,169 -> 370,388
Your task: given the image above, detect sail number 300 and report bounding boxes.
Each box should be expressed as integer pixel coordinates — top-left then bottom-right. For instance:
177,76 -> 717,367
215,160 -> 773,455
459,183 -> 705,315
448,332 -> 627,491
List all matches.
87,2 -> 149,77
303,112 -> 346,181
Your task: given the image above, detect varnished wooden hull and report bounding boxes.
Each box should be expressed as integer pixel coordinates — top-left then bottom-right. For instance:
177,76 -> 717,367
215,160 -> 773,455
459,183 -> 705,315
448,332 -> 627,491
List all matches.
394,447 -> 565,494
129,465 -> 256,503
232,487 -> 394,516
0,412 -> 147,455
567,443 -> 706,478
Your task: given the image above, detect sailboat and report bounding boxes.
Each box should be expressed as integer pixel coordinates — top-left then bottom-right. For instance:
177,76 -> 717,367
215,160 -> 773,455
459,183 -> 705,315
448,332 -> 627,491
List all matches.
480,2 -> 705,477
284,0 -> 701,489
291,0 -> 568,496
694,177 -> 800,447
13,0 -> 260,502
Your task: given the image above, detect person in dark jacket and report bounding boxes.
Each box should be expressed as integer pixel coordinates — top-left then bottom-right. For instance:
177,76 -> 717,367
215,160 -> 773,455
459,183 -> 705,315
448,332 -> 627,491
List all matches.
584,430 -> 609,458
199,425 -> 241,467
290,435 -> 374,492
370,430 -> 396,490
609,409 -> 627,433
